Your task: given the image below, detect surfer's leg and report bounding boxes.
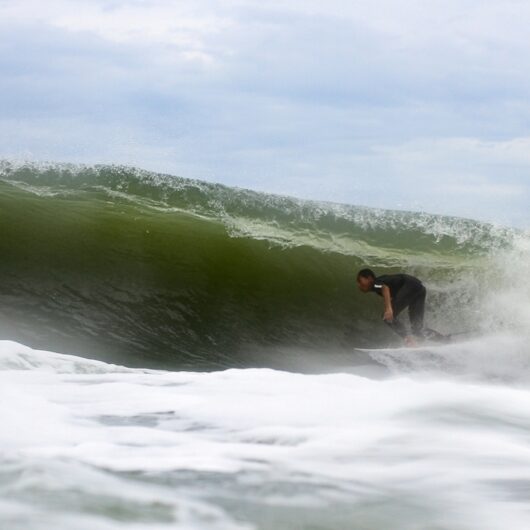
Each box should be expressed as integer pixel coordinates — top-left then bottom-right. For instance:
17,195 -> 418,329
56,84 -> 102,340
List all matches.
390,293 -> 408,317
388,286 -> 417,339
384,318 -> 408,338
408,287 -> 426,336
407,288 -> 449,342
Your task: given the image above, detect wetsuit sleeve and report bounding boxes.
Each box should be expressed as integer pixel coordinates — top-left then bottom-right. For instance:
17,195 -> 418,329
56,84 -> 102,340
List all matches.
373,276 -> 389,292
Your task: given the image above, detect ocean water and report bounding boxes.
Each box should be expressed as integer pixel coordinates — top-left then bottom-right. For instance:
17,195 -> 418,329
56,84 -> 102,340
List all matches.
0,162 -> 529,529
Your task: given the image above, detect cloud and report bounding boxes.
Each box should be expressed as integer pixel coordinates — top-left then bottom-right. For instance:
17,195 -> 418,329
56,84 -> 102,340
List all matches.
363,137 -> 530,225
0,0 -> 529,227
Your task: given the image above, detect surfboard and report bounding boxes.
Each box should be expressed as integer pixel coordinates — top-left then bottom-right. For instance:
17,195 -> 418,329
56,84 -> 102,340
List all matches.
354,329 -> 479,353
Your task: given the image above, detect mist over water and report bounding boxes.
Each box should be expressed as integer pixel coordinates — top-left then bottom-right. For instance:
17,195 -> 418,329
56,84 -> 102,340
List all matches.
1,162 -> 529,529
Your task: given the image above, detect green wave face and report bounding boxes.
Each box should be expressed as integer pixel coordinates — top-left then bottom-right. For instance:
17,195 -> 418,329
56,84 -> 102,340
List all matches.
0,162 -> 524,369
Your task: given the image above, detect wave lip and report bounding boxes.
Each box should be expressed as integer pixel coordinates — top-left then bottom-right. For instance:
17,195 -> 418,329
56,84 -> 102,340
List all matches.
0,160 -> 515,254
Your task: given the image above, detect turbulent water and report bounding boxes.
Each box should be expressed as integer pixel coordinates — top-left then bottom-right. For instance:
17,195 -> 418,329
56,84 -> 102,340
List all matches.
1,162 -> 529,529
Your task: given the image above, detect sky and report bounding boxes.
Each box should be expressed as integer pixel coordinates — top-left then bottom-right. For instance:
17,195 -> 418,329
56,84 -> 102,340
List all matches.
0,0 -> 529,227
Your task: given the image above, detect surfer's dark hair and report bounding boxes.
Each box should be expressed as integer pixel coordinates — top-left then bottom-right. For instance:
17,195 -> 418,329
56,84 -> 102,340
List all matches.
357,268 -> 376,280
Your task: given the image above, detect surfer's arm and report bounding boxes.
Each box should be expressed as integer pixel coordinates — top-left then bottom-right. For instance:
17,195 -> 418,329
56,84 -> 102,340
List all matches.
382,285 -> 393,321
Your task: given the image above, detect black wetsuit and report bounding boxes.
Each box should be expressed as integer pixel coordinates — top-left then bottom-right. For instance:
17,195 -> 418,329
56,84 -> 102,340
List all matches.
372,274 -> 426,338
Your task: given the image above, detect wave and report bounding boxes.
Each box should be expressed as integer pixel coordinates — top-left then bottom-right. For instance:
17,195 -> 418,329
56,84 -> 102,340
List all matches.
0,161 -> 528,369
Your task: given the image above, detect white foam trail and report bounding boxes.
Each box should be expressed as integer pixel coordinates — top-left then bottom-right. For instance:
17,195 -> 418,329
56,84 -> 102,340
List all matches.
1,341 -> 530,529
367,333 -> 530,383
0,340 -> 135,374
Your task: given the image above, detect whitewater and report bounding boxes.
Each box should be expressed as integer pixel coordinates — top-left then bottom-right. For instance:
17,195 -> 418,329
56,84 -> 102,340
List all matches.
1,162 -> 530,529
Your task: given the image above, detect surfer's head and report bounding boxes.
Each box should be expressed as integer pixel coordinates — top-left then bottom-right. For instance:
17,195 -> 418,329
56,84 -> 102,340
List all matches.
357,268 -> 375,292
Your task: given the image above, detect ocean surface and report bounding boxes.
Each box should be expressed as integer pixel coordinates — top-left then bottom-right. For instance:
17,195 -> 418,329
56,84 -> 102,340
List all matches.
1,162 -> 529,529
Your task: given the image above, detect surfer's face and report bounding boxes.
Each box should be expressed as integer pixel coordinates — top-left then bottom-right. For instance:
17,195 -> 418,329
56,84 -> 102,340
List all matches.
357,276 -> 373,292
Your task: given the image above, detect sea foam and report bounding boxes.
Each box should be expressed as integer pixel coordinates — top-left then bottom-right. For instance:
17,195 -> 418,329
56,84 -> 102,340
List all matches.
1,340 -> 530,529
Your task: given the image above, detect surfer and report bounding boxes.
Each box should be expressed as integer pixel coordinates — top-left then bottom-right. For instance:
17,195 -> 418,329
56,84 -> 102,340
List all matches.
356,269 -> 445,347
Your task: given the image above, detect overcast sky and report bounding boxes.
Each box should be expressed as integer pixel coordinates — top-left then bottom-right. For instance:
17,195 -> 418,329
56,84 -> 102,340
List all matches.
0,0 -> 529,227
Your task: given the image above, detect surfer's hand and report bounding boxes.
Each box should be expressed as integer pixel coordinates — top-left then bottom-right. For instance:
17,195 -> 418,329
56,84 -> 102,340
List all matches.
383,308 -> 394,322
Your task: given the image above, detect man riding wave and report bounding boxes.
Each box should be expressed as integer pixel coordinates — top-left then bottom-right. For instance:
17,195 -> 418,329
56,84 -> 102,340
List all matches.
357,269 -> 446,346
